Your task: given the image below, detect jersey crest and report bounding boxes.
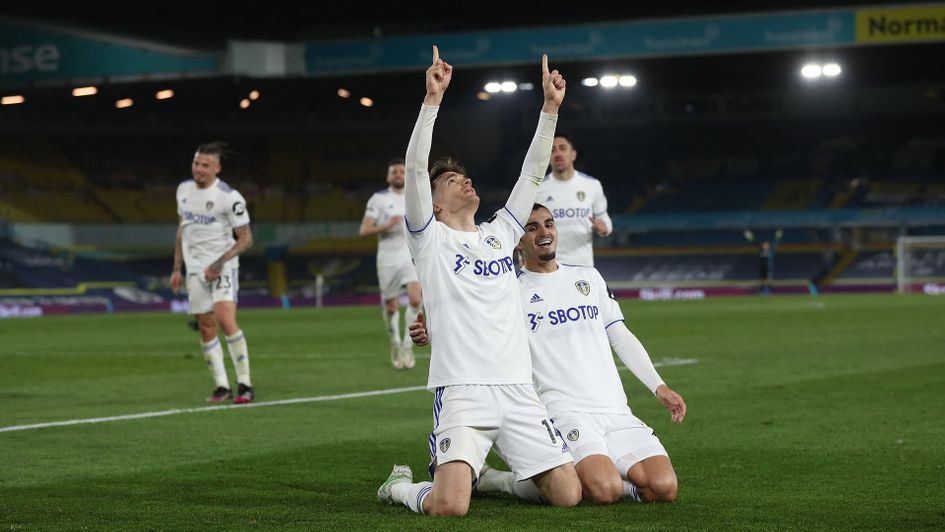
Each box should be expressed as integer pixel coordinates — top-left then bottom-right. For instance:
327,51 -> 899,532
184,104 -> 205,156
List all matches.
484,236 -> 502,250
575,280 -> 591,296
576,191 -> 586,202
206,201 -> 214,211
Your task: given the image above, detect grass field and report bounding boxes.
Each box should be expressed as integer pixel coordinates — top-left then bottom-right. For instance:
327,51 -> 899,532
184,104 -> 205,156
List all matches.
1,294 -> 944,530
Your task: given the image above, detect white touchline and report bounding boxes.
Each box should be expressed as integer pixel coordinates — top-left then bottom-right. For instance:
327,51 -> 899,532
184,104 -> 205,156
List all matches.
0,359 -> 699,434
0,385 -> 427,434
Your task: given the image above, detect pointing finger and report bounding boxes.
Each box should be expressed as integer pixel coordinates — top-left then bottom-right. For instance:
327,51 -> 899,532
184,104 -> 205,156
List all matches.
433,45 -> 439,63
542,54 -> 549,75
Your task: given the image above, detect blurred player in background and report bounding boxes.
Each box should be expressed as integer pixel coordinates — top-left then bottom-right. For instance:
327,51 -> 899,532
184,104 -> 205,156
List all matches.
411,204 -> 686,504
359,159 -> 422,370
376,47 -> 581,517
537,133 -> 612,266
743,228 -> 783,295
170,141 -> 255,404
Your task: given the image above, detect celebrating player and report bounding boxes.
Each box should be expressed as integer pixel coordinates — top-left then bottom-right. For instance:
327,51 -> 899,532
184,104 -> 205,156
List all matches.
376,47 -> 581,517
359,158 -> 422,370
537,133 -> 612,266
170,141 -> 255,404
411,204 -> 686,504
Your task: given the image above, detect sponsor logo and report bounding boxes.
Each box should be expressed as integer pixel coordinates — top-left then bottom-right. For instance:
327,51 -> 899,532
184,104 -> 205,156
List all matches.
0,304 -> 44,319
567,429 -> 580,441
923,283 -> 945,295
575,280 -> 590,296
232,201 -> 245,215
552,207 -> 591,219
527,312 -> 544,332
453,254 -> 471,274
484,236 -> 502,250
531,306 -> 599,331
529,293 -> 543,303
576,191 -> 586,202
182,211 -> 216,224
439,438 -> 451,453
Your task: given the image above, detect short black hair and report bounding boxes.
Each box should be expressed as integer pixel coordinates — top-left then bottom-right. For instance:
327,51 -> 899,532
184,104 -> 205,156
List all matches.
553,132 -> 575,150
196,141 -> 229,162
388,158 -> 405,167
429,157 -> 469,195
532,202 -> 550,212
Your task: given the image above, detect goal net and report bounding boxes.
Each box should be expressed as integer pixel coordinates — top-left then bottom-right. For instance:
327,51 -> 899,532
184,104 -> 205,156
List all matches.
896,236 -> 945,294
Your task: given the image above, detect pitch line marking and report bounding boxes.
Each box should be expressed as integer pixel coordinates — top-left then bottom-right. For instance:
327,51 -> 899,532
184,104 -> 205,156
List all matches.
0,359 -> 698,434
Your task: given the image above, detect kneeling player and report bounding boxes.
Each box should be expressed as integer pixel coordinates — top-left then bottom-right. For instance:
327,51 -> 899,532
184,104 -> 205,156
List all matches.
411,204 -> 686,504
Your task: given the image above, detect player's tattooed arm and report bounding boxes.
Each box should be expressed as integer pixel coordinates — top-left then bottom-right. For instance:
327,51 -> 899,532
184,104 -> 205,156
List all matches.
170,225 -> 184,293
204,225 -> 254,282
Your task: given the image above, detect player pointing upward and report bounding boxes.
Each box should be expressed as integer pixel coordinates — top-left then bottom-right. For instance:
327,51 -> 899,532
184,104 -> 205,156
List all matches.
376,47 -> 581,517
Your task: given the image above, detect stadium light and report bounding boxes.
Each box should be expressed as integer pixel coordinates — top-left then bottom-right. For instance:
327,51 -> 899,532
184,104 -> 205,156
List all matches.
248,90 -> 260,100
337,88 -> 350,98
800,64 -> 822,79
477,91 -> 491,101
500,81 -> 517,93
484,82 -> 501,93
1,95 -> 25,105
581,77 -> 599,87
518,82 -> 534,91
599,75 -> 618,88
359,97 -> 373,107
155,89 -> 174,100
822,63 -> 842,77
239,98 -> 250,109
72,86 -> 98,97
618,75 -> 637,87
115,98 -> 133,109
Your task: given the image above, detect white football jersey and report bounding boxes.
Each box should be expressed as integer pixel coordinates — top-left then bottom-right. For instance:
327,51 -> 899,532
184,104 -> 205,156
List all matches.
537,172 -> 608,266
176,178 -> 250,272
517,264 -> 629,418
364,188 -> 411,268
406,209 -> 532,389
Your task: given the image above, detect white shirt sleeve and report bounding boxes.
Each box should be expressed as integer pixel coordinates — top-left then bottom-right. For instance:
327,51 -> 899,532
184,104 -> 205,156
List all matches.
364,194 -> 380,222
404,105 -> 438,234
504,112 -> 558,229
226,190 -> 250,228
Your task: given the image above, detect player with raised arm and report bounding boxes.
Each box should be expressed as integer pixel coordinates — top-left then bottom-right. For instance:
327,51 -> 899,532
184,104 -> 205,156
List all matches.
170,141 -> 255,404
376,47 -> 581,517
359,158 -> 422,369
411,204 -> 686,504
537,133 -> 612,266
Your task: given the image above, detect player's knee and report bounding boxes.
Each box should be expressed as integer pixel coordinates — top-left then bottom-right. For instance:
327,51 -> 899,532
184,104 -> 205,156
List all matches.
584,475 -> 623,505
384,299 -> 398,313
545,480 -> 583,507
428,497 -> 469,517
648,474 -> 677,502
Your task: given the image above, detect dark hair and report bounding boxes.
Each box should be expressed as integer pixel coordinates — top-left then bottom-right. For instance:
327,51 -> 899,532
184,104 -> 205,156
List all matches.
196,141 -> 229,162
429,157 -> 468,195
388,158 -> 405,167
554,132 -> 575,150
532,202 -> 549,212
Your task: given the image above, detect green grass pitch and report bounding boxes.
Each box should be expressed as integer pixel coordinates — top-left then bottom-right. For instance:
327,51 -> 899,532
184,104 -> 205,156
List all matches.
1,294 -> 943,530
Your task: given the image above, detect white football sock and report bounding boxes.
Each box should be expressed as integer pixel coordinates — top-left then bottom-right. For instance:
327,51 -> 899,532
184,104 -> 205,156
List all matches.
225,330 -> 251,386
623,480 -> 643,502
391,481 -> 433,514
384,308 -> 401,345
202,338 -> 229,389
478,467 -> 543,504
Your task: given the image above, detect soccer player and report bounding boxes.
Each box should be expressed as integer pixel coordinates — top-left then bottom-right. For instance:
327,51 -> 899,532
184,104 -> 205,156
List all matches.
376,47 -> 581,517
359,158 -> 422,370
537,133 -> 612,266
170,141 -> 255,404
411,204 -> 686,504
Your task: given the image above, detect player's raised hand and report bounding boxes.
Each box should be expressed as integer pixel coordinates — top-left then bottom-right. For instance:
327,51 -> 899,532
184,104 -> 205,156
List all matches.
541,54 -> 566,113
655,384 -> 687,423
409,312 -> 428,346
424,45 -> 453,106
